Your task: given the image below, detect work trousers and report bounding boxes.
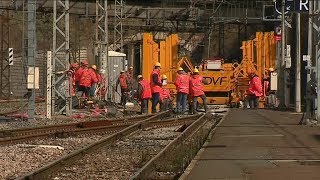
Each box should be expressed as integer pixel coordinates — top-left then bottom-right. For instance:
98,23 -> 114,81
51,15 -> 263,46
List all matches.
248,94 -> 259,109
78,86 -> 90,97
176,92 -> 188,114
152,93 -> 160,113
120,88 -> 128,106
90,84 -> 96,97
141,98 -> 149,114
160,98 -> 170,112
192,94 -> 208,114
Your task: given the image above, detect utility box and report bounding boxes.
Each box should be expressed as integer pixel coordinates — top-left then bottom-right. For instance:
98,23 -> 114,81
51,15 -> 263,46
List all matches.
270,72 -> 277,91
107,51 -> 126,103
27,67 -> 39,89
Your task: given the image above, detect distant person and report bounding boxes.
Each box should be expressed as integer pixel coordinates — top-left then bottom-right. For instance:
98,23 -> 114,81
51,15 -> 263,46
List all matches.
69,63 -> 79,96
127,66 -> 134,87
247,71 -> 263,109
159,75 -> 171,111
190,68 -> 208,114
150,62 -> 162,113
174,67 -> 190,114
116,71 -> 129,106
89,65 -> 100,97
137,75 -> 152,114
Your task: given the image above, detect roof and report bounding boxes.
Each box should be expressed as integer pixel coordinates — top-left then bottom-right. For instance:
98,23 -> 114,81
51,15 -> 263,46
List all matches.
108,51 -> 126,57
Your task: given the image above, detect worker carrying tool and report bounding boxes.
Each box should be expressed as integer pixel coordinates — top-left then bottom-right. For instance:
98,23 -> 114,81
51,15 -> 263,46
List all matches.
190,68 -> 208,114
150,62 -> 162,113
160,75 -> 171,111
116,71 -> 129,106
247,71 -> 263,109
137,75 -> 152,115
77,61 -> 98,98
174,67 -> 190,114
89,65 -> 100,98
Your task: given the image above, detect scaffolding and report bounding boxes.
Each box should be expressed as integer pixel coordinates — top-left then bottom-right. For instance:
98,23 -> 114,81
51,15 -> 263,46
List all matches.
95,0 -> 108,100
0,10 -> 10,99
113,0 -> 124,52
52,0 -> 71,116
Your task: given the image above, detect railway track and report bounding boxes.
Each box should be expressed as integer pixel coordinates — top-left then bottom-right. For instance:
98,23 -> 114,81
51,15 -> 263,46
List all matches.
0,114 -> 156,145
15,111 -> 221,180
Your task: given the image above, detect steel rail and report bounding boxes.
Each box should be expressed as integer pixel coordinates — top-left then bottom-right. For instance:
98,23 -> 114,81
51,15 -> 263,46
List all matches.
1,114 -> 202,145
130,113 -> 217,179
0,114 -> 154,138
16,111 -> 172,180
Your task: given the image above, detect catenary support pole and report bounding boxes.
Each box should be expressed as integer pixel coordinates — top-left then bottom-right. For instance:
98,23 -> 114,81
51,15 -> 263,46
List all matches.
295,13 -> 301,113
27,0 -> 36,120
279,0 -> 286,107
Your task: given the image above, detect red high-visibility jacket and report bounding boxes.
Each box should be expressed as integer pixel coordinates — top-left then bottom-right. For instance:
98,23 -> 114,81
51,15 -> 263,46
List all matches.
89,68 -> 99,84
174,74 -> 190,94
139,79 -> 152,99
119,74 -> 128,89
248,76 -> 263,97
190,75 -> 204,97
75,67 -> 84,82
150,69 -> 162,93
79,68 -> 98,87
160,88 -> 170,102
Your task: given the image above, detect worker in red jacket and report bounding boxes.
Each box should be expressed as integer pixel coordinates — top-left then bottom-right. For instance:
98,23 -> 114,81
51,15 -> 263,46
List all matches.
75,60 -> 88,87
190,68 -> 208,114
137,75 -> 152,114
248,71 -> 263,109
77,62 -> 98,98
150,62 -> 162,113
116,71 -> 129,106
89,65 -> 100,97
174,67 -> 190,114
126,66 -> 134,89
160,75 -> 171,111
69,63 -> 79,96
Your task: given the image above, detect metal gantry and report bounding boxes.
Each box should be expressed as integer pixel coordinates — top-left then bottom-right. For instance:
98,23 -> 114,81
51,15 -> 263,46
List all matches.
0,10 -> 10,99
95,0 -> 108,100
52,0 -> 71,116
113,0 -> 124,52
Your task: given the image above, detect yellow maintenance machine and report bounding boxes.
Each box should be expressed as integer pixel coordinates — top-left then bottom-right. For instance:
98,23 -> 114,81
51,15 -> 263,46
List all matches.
141,31 -> 276,108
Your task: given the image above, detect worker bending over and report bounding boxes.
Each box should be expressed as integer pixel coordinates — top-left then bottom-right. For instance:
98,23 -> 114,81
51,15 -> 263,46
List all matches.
137,75 -> 152,115
77,61 -> 98,98
150,62 -> 162,113
116,71 -> 129,106
247,71 -> 263,109
160,75 -> 171,111
174,67 -> 190,114
190,68 -> 208,114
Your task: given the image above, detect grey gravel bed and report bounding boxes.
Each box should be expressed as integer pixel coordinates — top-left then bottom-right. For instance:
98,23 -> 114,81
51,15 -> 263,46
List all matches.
0,135 -> 104,180
46,127 -> 181,180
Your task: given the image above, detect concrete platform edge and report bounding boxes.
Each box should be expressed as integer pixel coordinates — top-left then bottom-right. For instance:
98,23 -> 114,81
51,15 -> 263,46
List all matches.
178,109 -> 230,180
